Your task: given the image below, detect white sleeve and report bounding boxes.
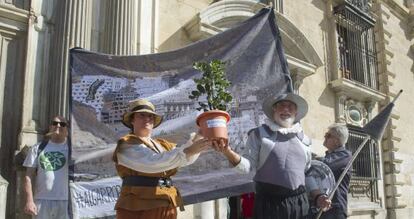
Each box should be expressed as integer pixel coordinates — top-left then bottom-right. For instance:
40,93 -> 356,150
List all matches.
23,143 -> 40,168
299,134 -> 312,172
234,156 -> 251,173
117,142 -> 195,173
178,135 -> 201,166
234,131 -> 259,174
304,145 -> 312,172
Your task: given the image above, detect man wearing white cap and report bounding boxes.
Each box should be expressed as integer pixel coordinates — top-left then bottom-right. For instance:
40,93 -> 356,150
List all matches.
217,93 -> 313,219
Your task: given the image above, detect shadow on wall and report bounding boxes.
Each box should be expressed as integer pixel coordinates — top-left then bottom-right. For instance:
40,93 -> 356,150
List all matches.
409,45 -> 414,79
398,17 -> 414,80
158,27 -> 194,53
317,86 -> 335,108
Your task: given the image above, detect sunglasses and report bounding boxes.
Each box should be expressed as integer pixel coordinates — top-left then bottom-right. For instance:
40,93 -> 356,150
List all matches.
324,132 -> 335,139
51,121 -> 67,127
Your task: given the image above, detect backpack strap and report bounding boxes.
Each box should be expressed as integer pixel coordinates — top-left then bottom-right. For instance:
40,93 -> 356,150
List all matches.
37,140 -> 49,157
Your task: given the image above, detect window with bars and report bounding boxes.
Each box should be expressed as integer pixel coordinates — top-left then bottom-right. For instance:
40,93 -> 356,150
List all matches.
346,126 -> 380,203
334,2 -> 379,90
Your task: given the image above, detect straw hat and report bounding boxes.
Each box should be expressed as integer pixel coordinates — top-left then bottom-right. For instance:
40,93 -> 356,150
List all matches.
122,99 -> 163,128
262,93 -> 308,122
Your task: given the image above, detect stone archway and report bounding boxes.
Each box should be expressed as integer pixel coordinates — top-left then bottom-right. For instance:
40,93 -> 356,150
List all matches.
184,0 -> 323,92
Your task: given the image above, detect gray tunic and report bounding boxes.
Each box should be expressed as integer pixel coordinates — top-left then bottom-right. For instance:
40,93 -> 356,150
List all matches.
235,124 -> 311,190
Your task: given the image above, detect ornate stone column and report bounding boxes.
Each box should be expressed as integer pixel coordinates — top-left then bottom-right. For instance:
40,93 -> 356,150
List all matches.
48,0 -> 92,118
335,92 -> 347,123
103,0 -> 137,55
138,0 -> 157,54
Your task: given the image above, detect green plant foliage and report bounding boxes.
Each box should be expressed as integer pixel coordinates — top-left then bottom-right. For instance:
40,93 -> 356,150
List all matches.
188,60 -> 233,112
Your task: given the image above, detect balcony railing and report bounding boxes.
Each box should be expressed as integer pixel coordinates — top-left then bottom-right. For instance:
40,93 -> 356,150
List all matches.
1,0 -> 30,11
334,2 -> 379,90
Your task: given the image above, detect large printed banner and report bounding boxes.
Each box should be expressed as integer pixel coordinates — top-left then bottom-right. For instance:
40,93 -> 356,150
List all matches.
70,8 -> 291,218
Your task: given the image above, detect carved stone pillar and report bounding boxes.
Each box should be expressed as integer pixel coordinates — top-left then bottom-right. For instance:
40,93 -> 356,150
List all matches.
290,69 -> 303,94
67,0 -> 92,49
335,92 -> 347,123
288,59 -> 317,94
103,0 -> 137,55
48,0 -> 92,118
365,100 -> 376,120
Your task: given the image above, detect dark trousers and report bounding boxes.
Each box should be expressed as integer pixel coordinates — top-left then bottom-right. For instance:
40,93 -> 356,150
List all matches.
307,207 -> 347,219
253,182 -> 309,219
319,207 -> 347,219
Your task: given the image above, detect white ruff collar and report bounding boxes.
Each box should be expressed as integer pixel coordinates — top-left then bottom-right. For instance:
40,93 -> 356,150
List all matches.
264,118 -> 302,134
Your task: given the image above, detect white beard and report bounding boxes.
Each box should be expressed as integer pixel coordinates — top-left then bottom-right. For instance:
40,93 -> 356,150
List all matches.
274,116 -> 295,128
265,118 -> 302,134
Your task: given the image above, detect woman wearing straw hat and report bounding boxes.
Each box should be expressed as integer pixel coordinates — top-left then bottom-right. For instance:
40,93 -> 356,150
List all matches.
112,99 -> 212,219
216,93 -> 313,219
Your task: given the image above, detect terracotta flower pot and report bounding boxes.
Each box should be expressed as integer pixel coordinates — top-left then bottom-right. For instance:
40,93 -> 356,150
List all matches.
196,110 -> 231,143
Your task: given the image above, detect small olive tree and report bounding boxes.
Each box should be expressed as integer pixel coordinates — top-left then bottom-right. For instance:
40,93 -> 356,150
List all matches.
189,60 -> 233,112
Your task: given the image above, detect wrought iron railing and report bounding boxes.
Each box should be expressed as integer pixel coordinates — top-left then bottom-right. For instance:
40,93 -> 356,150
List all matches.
346,126 -> 380,203
334,2 -> 379,90
345,0 -> 372,14
1,0 -> 30,10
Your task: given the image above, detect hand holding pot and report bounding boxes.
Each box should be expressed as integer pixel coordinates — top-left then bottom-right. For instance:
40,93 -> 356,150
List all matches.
183,138 -> 212,158
211,138 -> 229,152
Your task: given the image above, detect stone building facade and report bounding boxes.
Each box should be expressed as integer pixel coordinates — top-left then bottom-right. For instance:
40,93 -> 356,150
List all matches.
0,0 -> 413,218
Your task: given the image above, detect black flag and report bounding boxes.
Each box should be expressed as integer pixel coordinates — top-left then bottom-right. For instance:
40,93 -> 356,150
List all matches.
362,89 -> 403,141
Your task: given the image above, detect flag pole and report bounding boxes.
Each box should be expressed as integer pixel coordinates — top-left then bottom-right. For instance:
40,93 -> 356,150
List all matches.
316,89 -> 403,219
391,90 -> 403,104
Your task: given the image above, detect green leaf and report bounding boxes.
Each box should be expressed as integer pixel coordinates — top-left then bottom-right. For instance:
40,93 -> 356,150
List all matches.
190,59 -> 233,111
197,84 -> 205,93
225,94 -> 233,102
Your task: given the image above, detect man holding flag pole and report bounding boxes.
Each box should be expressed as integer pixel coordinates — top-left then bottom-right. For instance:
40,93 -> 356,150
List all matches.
314,90 -> 404,219
307,123 -> 352,219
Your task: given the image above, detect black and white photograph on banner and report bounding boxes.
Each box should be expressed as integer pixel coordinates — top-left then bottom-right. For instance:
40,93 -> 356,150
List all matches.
69,8 -> 293,218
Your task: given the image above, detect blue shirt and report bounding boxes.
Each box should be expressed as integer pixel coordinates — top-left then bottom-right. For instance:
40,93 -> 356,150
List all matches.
321,146 -> 352,213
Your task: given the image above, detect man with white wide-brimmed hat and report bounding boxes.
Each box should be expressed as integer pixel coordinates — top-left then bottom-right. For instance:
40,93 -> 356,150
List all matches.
217,92 -> 313,219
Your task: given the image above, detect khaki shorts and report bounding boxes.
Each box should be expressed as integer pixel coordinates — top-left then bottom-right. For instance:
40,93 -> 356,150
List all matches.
34,199 -> 68,219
